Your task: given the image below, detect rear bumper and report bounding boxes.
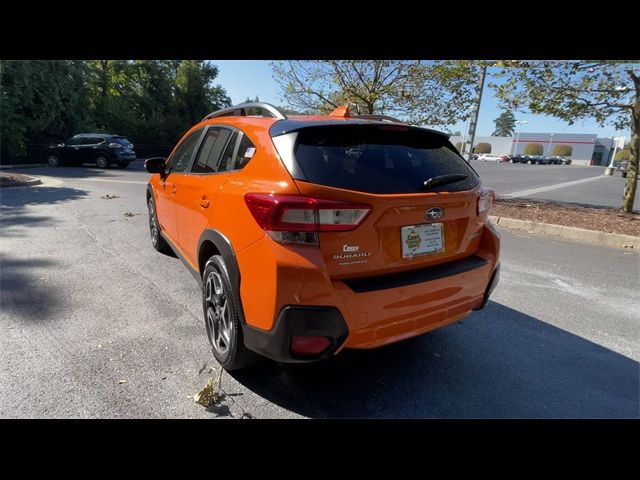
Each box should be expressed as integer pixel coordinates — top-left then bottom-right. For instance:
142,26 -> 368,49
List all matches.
237,222 -> 500,359
242,306 -> 348,363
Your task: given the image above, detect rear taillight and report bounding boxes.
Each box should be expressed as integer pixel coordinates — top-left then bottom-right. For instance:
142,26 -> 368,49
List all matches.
244,193 -> 371,246
108,142 -> 122,149
477,188 -> 495,222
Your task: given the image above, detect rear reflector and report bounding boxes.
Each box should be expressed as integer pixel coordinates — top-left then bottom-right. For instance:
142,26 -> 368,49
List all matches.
244,193 -> 371,245
477,188 -> 495,218
291,336 -> 331,355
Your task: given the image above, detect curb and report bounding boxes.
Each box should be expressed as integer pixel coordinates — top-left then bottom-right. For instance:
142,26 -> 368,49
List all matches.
0,164 -> 47,170
0,178 -> 43,188
489,215 -> 640,249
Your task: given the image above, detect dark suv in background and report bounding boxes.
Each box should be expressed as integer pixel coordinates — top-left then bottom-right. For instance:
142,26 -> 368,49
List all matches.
43,133 -> 136,168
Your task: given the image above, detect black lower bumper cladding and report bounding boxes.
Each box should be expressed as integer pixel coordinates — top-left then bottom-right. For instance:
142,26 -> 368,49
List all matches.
242,305 -> 349,363
475,263 -> 500,310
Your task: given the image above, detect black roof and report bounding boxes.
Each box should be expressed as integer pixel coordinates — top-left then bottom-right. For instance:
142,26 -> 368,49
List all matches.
269,118 -> 448,138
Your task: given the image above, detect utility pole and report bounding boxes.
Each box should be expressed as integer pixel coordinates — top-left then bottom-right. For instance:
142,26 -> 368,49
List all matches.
465,63 -> 487,160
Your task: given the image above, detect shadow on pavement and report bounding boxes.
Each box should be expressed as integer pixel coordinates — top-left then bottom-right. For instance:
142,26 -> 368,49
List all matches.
9,161 -> 147,179
0,255 -> 62,320
231,301 -> 639,418
0,186 -> 88,236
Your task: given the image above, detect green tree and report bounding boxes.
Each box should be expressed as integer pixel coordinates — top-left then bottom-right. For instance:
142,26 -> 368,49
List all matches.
1,60 -> 89,158
492,110 -> 515,136
474,143 -> 492,154
271,60 -> 480,127
615,149 -> 630,161
244,95 -> 260,103
524,143 -> 543,155
491,61 -> 639,212
552,144 -> 573,156
175,60 -> 231,129
452,130 -> 462,136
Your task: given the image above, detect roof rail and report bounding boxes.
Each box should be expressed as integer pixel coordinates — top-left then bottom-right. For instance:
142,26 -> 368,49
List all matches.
201,102 -> 287,122
355,114 -> 406,124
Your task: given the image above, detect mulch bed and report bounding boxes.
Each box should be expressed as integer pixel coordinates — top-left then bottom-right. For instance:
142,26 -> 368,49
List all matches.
493,198 -> 640,237
0,171 -> 40,187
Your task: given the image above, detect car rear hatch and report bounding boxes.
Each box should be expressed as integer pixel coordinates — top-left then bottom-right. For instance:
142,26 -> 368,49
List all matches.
267,122 -> 492,280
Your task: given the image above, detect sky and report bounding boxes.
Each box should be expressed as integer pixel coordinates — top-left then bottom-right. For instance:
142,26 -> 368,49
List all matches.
209,60 -> 629,141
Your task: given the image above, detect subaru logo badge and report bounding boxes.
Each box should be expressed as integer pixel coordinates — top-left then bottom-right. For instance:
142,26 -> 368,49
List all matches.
425,207 -> 444,221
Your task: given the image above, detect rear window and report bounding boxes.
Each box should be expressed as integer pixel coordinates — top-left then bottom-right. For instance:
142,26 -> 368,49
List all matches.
111,137 -> 133,147
292,125 -> 479,194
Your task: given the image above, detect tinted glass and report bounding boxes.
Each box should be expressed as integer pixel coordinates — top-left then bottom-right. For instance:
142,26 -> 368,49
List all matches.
66,137 -> 83,146
111,137 -> 133,147
192,127 -> 232,173
230,134 -> 256,170
168,129 -> 202,173
217,132 -> 239,172
293,125 -> 479,194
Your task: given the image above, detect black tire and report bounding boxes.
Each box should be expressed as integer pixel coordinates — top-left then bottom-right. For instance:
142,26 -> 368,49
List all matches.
47,154 -> 61,167
202,255 -> 258,371
96,154 -> 111,168
117,162 -> 130,169
147,196 -> 171,254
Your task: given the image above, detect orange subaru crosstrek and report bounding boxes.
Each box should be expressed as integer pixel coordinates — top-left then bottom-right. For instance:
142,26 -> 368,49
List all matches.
145,103 -> 500,370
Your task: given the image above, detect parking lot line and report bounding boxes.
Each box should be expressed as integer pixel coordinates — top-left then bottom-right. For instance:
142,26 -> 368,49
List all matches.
502,175 -> 607,198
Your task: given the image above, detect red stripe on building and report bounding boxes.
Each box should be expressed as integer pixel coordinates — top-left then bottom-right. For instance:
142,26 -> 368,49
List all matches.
514,139 -> 596,144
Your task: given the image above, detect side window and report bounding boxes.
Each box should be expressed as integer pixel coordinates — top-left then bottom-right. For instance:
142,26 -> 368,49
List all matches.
230,134 -> 256,170
192,127 -> 233,173
217,132 -> 239,172
168,129 -> 203,173
66,137 -> 82,146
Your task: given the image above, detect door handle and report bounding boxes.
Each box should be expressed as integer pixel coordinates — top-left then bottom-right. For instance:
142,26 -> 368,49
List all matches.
200,196 -> 210,208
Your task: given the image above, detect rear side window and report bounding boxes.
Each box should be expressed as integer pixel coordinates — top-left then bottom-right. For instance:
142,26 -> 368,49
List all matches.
111,137 -> 133,147
192,127 -> 233,173
292,125 -> 479,194
215,131 -> 239,172
231,134 -> 256,170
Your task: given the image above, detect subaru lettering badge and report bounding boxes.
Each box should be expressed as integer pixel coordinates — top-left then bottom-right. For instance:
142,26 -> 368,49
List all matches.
425,207 -> 444,221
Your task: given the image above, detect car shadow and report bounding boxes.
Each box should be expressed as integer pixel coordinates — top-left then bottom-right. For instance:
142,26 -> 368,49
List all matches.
231,301 -> 639,418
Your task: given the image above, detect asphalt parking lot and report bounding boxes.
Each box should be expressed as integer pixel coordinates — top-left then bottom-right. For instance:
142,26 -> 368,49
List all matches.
1,163 -> 638,418
471,162 -> 639,211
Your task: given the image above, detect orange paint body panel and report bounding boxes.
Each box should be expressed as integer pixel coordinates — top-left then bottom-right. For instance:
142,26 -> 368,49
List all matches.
147,107 -> 501,363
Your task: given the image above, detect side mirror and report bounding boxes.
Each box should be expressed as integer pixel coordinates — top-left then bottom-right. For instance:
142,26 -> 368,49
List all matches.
145,157 -> 167,174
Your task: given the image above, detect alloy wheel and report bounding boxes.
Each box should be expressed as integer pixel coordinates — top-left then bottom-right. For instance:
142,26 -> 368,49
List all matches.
205,271 -> 233,355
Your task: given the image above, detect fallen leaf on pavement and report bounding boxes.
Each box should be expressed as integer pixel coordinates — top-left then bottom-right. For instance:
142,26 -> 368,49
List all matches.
101,194 -> 120,200
193,377 -> 221,407
124,212 -> 139,217
118,379 -> 128,384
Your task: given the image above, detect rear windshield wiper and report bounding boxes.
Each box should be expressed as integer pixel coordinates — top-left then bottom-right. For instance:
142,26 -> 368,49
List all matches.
422,174 -> 469,190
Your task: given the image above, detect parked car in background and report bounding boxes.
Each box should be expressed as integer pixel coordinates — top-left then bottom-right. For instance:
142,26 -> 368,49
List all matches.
542,156 -> 562,165
552,156 -> 572,165
510,154 -> 527,164
145,102 -> 500,371
478,154 -> 510,163
43,133 -> 136,168
525,155 -> 551,165
470,153 -> 479,161
618,160 -> 629,178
